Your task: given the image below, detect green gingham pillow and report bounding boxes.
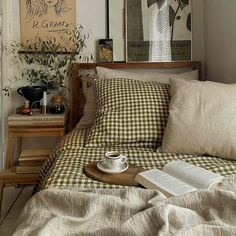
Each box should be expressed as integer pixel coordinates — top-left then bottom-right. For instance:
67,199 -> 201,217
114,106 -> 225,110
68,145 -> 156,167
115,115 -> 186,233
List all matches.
85,78 -> 170,148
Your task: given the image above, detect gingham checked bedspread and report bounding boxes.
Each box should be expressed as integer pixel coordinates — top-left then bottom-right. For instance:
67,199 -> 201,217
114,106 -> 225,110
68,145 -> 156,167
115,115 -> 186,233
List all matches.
37,129 -> 236,191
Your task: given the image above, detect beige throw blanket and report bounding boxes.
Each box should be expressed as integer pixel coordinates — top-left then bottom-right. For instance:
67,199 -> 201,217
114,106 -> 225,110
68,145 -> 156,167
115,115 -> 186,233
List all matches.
13,176 -> 236,236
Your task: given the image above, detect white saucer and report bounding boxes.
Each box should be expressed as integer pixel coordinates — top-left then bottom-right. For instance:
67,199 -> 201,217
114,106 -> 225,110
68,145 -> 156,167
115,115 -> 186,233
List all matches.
97,160 -> 129,174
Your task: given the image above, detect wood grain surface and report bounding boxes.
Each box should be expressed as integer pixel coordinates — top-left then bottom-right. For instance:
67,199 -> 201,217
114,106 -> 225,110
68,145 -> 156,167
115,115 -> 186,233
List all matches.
84,162 -> 145,187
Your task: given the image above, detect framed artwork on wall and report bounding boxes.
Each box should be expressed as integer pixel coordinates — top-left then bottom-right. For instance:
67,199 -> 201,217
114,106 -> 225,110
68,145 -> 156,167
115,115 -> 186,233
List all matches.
19,0 -> 76,50
126,0 -> 192,62
98,39 -> 113,63
107,0 -> 192,62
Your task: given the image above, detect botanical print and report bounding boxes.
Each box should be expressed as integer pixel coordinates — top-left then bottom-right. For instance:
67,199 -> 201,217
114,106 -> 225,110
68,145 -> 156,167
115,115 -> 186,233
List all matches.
20,0 -> 76,49
127,0 -> 191,61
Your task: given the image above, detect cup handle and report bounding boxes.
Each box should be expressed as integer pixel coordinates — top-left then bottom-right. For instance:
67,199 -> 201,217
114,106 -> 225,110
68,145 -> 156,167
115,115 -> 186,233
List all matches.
17,87 -> 22,96
120,155 -> 127,164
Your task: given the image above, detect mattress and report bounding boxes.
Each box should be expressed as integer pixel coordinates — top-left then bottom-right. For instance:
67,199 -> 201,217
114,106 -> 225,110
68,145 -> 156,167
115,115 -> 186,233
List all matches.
36,128 -> 236,191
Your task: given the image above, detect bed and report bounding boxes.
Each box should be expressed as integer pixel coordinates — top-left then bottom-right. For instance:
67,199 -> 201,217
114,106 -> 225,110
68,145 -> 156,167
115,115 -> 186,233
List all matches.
13,62 -> 236,236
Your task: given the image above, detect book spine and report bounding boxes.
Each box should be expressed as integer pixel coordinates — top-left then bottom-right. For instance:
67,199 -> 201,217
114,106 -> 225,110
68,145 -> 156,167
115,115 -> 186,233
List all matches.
16,166 -> 42,174
8,117 -> 65,122
19,156 -> 48,161
19,161 -> 45,166
16,170 -> 41,174
8,121 -> 64,126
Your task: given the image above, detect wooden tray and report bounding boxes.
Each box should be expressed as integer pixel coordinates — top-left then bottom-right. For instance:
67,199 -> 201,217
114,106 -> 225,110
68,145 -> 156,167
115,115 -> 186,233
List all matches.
83,162 -> 145,187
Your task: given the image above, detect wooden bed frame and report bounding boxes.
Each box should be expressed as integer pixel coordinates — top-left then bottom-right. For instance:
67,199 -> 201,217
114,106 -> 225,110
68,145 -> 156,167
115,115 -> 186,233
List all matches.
69,61 -> 201,130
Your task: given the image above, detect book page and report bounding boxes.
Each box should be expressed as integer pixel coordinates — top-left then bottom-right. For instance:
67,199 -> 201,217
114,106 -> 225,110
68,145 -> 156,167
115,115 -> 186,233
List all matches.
163,161 -> 224,189
135,169 -> 196,196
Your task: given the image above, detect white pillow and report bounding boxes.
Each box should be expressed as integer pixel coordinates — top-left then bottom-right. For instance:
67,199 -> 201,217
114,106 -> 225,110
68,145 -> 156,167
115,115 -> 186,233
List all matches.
96,67 -> 198,83
161,78 -> 236,160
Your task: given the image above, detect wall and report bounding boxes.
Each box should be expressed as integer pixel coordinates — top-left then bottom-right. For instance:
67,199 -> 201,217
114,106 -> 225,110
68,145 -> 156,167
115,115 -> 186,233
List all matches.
192,0 -> 204,64
77,0 -> 106,58
205,0 -> 236,83
1,0 -> 16,168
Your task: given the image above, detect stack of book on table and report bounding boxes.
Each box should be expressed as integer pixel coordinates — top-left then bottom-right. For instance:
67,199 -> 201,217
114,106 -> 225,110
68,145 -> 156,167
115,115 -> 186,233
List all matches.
8,112 -> 67,127
16,149 -> 51,174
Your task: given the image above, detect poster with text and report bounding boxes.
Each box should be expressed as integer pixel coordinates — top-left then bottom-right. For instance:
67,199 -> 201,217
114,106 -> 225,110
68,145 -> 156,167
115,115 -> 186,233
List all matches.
20,0 -> 76,50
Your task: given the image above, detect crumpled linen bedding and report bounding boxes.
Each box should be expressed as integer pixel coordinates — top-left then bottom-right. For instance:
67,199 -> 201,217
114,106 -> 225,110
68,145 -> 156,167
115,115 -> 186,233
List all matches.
13,176 -> 236,236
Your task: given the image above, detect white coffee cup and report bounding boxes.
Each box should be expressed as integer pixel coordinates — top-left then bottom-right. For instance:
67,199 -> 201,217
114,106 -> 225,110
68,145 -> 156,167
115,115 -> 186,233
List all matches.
104,151 -> 127,170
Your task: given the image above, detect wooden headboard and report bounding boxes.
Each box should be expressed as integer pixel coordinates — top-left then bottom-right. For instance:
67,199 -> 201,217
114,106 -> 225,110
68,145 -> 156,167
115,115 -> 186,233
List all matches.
69,61 -> 201,130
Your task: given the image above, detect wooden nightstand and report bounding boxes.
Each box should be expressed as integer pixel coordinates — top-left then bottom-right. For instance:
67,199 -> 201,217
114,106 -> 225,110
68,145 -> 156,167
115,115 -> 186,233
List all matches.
0,111 -> 68,212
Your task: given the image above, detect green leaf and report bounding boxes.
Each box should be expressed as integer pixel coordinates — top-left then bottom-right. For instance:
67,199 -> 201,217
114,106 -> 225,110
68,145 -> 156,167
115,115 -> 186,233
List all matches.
180,0 -> 189,10
187,13 -> 191,31
147,0 -> 157,7
147,0 -> 165,9
181,0 -> 189,5
169,5 -> 175,27
4,25 -> 90,94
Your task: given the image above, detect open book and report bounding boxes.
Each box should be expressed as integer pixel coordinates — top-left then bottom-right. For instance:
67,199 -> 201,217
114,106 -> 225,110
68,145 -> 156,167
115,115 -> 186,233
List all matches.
135,161 -> 224,197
